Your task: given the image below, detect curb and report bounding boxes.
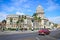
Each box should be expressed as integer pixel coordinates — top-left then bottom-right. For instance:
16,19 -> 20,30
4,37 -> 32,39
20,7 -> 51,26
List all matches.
0,30 -> 37,35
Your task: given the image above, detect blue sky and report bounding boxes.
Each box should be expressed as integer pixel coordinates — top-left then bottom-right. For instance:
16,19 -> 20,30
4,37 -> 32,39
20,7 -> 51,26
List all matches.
0,0 -> 60,24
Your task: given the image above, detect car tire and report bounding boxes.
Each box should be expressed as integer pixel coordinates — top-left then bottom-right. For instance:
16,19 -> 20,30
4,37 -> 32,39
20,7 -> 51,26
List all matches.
38,34 -> 40,35
41,34 -> 45,36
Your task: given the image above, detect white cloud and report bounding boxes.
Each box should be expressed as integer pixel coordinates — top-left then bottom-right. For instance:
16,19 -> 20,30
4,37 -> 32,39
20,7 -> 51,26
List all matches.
11,0 -> 28,3
0,12 -> 9,22
46,5 -> 58,11
0,0 -> 29,22
16,12 -> 25,15
0,12 -> 25,22
48,16 -> 60,24
45,0 -> 60,11
1,5 -> 16,12
27,9 -> 32,12
24,4 -> 30,8
1,0 -> 30,12
11,0 -> 28,6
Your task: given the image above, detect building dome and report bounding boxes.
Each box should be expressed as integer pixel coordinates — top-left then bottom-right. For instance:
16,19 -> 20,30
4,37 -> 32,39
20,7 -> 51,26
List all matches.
36,5 -> 44,13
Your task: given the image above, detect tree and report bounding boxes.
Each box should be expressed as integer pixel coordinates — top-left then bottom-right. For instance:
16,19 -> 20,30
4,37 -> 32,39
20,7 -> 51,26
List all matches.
24,16 -> 26,19
2,20 -> 6,31
16,15 -> 21,29
16,20 -> 20,31
21,18 -> 24,22
33,13 -> 41,20
49,22 -> 51,26
32,13 -> 41,28
21,15 -> 24,29
38,17 -> 41,26
33,13 -> 37,20
10,17 -> 13,25
54,24 -> 58,28
16,20 -> 19,27
31,19 -> 34,22
38,17 -> 41,22
33,13 -> 41,23
16,15 -> 24,30
32,13 -> 37,17
2,20 -> 6,24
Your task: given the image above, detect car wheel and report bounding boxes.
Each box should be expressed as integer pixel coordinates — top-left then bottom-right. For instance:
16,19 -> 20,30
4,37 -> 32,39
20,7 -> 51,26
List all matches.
38,34 -> 40,35
41,34 -> 45,36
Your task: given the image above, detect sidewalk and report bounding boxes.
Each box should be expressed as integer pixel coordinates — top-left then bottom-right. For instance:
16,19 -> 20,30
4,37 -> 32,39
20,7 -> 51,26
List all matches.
0,30 -> 38,35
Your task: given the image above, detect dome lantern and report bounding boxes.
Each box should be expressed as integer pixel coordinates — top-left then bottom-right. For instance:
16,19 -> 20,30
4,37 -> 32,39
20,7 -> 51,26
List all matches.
36,5 -> 44,13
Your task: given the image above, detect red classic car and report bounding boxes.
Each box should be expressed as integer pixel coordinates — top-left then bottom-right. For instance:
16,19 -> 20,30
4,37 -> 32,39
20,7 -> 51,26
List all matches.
38,28 -> 50,35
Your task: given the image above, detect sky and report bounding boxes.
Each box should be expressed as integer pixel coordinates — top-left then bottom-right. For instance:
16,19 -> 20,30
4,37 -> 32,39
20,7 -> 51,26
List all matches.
0,0 -> 60,24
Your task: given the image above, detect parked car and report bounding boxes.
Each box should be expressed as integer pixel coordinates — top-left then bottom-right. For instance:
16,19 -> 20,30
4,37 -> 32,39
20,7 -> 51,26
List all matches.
38,28 -> 50,35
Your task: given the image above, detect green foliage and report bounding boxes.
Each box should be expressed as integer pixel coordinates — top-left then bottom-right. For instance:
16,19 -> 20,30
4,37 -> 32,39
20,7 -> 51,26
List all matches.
8,28 -> 16,31
19,16 -> 21,18
38,17 -> 41,22
16,20 -> 19,24
32,13 -> 37,17
2,20 -> 6,24
24,16 -> 26,19
32,13 -> 41,22
34,16 -> 38,20
54,24 -> 58,27
49,22 -> 51,25
10,17 -> 13,22
10,17 -> 13,25
31,19 -> 34,22
34,28 -> 39,30
22,15 -> 24,17
29,28 -> 32,30
21,18 -> 24,22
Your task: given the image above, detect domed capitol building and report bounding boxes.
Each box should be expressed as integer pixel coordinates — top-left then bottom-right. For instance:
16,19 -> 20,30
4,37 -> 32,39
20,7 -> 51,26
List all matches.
6,5 -> 54,30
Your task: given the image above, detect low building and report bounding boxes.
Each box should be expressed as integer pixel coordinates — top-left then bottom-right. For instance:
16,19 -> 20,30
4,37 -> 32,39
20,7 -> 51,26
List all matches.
6,15 -> 33,29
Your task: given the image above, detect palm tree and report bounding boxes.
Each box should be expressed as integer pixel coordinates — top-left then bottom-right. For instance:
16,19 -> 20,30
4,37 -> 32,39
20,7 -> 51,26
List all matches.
10,17 -> 13,25
16,15 -> 24,30
9,17 -> 13,29
33,13 -> 41,23
16,20 -> 20,31
38,17 -> 41,22
2,20 -> 6,24
24,16 -> 26,19
33,13 -> 38,20
31,19 -> 34,22
49,22 -> 51,26
16,15 -> 21,29
32,13 -> 37,17
38,17 -> 41,25
2,20 -> 6,31
21,18 -> 24,22
33,13 -> 41,20
21,15 -> 24,29
32,13 -> 41,29
54,24 -> 58,28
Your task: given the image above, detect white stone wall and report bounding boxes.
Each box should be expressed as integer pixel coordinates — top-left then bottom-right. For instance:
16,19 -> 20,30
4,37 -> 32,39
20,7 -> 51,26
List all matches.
6,15 -> 18,28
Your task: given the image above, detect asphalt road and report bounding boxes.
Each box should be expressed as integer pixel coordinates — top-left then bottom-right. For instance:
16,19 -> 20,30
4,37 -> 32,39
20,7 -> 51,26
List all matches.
49,30 -> 60,40
0,31 -> 58,40
0,32 -> 37,40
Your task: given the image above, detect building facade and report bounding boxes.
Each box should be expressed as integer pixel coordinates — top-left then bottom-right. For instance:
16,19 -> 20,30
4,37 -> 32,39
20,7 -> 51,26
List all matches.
6,5 -> 54,29
6,15 -> 33,29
